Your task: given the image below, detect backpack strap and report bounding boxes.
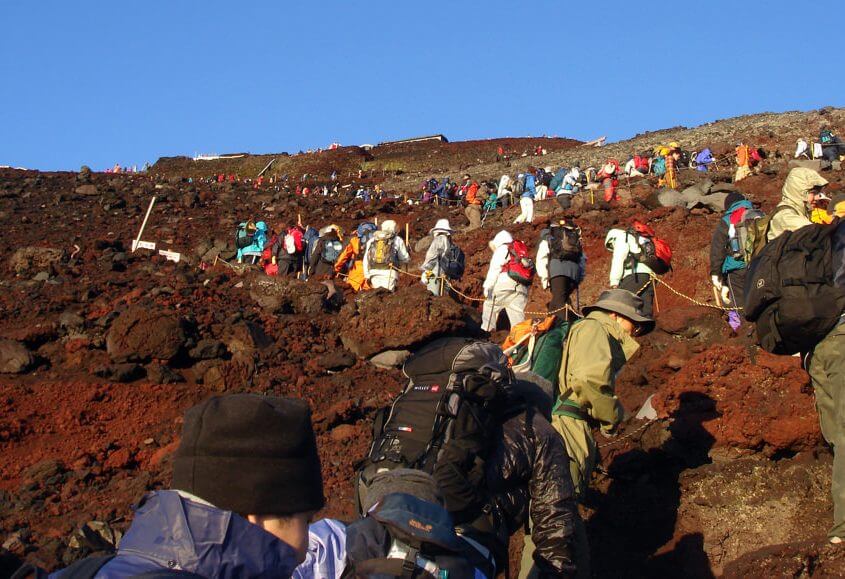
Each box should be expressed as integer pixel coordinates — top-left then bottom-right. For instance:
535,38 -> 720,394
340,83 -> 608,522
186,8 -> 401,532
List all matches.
355,547 -> 437,579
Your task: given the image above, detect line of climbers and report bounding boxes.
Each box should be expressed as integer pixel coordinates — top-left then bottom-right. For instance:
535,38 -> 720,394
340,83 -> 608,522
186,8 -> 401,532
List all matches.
24,148 -> 845,579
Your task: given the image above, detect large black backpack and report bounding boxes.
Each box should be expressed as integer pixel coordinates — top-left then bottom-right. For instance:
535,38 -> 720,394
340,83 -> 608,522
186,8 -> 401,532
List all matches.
744,220 -> 845,355
344,492 -> 494,579
547,225 -> 582,262
356,338 -> 512,522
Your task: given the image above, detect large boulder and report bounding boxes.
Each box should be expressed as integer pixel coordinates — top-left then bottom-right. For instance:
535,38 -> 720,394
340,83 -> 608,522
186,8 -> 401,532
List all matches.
106,306 -> 186,363
338,285 -> 480,358
8,247 -> 64,276
0,340 -> 34,374
248,274 -> 329,315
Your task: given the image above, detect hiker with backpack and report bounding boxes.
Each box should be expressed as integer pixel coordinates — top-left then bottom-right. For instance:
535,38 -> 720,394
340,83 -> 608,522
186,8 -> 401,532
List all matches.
605,221 -> 672,318
463,174 -> 484,231
482,231 -> 532,332
596,159 -> 620,202
710,192 -> 761,331
307,224 -> 344,278
537,219 -> 585,321
421,219 -> 465,296
497,174 -> 513,208
663,148 -> 681,190
744,214 -> 845,544
334,221 -> 375,292
363,219 -> 410,291
550,289 -> 654,501
273,224 -> 307,276
354,338 -> 580,577
514,169 -> 537,224
555,166 -> 582,210
34,395 -> 325,579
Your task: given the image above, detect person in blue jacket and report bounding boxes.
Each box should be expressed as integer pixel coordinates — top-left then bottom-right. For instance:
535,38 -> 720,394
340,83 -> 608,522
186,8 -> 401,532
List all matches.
514,168 -> 537,224
46,394 -> 326,579
236,221 -> 269,263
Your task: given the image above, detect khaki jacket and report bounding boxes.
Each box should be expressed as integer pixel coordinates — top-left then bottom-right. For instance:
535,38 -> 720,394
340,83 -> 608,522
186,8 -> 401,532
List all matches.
768,168 -> 828,241
555,310 -> 640,431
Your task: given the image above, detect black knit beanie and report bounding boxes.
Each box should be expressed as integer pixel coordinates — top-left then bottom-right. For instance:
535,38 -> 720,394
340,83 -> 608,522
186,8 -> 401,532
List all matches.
724,191 -> 745,211
172,394 -> 325,516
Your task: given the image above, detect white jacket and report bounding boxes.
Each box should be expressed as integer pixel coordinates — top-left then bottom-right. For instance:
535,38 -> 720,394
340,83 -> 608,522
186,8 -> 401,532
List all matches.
605,228 -> 654,286
483,230 -> 522,296
363,233 -> 410,291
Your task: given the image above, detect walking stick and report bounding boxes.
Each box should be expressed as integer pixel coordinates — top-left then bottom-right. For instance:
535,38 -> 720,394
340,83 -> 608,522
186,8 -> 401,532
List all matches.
652,277 -> 660,314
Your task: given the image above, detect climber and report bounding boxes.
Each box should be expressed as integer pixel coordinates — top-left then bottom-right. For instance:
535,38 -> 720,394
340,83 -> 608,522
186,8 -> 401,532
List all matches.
709,192 -> 757,331
463,174 -> 483,231
363,220 -> 410,292
551,289 -> 654,500
44,395 -> 325,578
335,222 -> 376,292
536,219 -> 585,320
420,219 -> 464,296
514,169 -> 536,224
481,231 -> 530,332
308,225 -> 344,278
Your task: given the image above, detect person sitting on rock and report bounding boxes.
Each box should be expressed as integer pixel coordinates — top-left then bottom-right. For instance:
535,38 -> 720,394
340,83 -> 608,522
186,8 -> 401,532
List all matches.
536,218 -> 586,321
481,230 -> 529,332
363,219 -> 410,292
237,221 -> 269,264
308,224 -> 344,279
550,289 -> 653,502
43,394 -> 325,578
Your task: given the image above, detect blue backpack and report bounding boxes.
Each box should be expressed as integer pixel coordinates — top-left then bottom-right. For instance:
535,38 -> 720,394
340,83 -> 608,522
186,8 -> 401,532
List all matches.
821,130 -> 834,144
321,239 -> 343,264
652,156 -> 666,177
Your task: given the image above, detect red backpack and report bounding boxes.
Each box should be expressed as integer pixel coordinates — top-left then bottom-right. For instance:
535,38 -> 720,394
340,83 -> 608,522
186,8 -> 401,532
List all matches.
503,240 -> 535,285
284,227 -> 305,254
628,221 -> 672,275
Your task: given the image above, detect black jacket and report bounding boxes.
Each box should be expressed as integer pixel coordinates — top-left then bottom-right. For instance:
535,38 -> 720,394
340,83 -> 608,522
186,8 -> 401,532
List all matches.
308,234 -> 340,277
486,407 -> 578,577
709,217 -> 729,277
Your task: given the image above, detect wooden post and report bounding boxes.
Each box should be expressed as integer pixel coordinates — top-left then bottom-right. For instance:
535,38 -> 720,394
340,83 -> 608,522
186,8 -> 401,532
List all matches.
297,213 -> 302,227
439,276 -> 445,296
405,223 -> 410,248
132,196 -> 157,252
652,278 -> 660,313
375,216 -> 379,227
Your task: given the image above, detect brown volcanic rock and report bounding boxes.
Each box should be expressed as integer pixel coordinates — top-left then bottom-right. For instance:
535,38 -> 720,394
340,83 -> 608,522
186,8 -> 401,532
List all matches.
105,306 -> 186,363
652,344 -> 819,455
338,285 -> 480,358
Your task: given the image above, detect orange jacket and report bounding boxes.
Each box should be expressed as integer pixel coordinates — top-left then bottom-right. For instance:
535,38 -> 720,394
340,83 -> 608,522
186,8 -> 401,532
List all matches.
334,237 -> 369,292
465,182 -> 481,205
735,145 -> 750,167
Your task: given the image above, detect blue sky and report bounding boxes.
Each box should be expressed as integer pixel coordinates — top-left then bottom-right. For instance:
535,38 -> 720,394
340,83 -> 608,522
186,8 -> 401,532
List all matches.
1,0 -> 842,171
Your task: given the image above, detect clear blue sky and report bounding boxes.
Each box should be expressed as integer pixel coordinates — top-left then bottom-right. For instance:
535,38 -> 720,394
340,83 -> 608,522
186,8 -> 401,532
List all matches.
1,0 -> 842,171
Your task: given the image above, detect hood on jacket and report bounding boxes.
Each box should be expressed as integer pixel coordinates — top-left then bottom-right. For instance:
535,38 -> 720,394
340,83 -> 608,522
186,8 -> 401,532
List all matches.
112,490 -> 299,579
380,219 -> 398,235
489,230 -> 513,251
255,221 -> 268,232
780,167 -> 828,215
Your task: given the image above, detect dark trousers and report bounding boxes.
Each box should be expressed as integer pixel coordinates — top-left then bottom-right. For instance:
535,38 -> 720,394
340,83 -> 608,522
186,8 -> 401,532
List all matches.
549,276 -> 577,321
620,272 -> 655,318
726,269 -> 747,308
